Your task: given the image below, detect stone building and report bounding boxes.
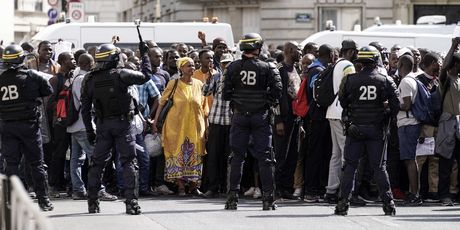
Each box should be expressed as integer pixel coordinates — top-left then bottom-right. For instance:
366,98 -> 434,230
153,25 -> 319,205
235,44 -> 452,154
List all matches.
119,0 -> 460,46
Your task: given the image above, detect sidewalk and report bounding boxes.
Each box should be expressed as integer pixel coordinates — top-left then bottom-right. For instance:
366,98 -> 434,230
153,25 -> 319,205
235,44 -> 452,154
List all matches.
44,197 -> 460,230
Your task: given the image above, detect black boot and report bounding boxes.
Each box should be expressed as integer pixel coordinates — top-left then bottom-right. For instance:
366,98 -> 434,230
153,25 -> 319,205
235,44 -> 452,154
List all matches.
88,198 -> 100,214
38,197 -> 54,211
383,200 -> 396,216
262,193 -> 277,211
125,199 -> 142,215
334,198 -> 349,216
224,191 -> 238,210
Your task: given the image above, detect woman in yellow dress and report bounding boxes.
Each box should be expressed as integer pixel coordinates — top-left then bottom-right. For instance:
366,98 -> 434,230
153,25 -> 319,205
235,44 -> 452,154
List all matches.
153,57 -> 207,196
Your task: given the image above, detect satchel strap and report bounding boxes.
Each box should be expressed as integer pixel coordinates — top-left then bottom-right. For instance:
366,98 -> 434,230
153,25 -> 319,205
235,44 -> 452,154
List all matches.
168,79 -> 179,99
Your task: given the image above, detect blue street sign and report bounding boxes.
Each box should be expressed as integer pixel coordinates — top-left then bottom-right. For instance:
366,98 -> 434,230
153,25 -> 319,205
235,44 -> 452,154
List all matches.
48,8 -> 59,20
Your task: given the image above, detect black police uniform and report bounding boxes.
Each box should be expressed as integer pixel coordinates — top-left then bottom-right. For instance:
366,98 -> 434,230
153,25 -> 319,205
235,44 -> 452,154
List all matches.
0,66 -> 54,211
336,66 -> 399,215
223,54 -> 282,210
81,46 -> 151,214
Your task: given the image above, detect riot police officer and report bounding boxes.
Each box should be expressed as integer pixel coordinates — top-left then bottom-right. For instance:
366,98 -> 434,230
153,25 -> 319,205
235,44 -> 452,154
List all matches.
0,45 -> 54,211
81,42 -> 152,215
223,33 -> 282,210
335,46 -> 399,216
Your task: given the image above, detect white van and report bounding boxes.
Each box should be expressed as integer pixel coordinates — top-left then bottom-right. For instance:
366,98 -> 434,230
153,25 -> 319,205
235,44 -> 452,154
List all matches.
30,22 -> 235,50
364,24 -> 456,35
299,30 -> 452,53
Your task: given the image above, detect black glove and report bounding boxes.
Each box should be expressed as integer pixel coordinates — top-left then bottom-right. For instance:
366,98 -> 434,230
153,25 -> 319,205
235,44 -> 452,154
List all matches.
139,41 -> 149,57
87,130 -> 97,145
347,124 -> 362,139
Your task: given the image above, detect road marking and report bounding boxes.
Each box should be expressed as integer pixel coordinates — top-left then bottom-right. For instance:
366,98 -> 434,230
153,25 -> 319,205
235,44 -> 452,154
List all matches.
371,217 -> 400,227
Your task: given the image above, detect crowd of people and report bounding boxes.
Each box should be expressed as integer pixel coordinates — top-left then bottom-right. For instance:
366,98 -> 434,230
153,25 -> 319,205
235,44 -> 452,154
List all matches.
1,28 -> 460,215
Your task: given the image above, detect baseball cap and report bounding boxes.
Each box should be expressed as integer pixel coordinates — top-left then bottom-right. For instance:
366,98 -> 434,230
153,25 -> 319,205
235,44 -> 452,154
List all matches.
341,40 -> 357,50
212,37 -> 227,50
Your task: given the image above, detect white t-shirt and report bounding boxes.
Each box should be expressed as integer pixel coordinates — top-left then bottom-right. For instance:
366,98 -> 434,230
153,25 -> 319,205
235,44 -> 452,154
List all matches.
326,58 -> 355,120
397,73 -> 419,127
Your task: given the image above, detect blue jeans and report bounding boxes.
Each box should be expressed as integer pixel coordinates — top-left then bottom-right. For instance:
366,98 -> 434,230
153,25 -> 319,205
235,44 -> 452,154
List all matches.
116,133 -> 150,192
70,131 -> 104,193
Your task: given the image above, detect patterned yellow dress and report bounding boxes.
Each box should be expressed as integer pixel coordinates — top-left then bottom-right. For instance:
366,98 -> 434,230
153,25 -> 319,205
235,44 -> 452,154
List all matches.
160,78 -> 207,182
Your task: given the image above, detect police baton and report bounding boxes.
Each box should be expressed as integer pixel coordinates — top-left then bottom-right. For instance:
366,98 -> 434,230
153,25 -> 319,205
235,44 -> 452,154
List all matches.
379,118 -> 391,168
134,19 -> 143,42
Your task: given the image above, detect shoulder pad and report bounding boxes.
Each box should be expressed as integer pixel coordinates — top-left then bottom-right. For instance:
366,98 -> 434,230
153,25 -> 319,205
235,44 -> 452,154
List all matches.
119,68 -> 141,78
268,62 -> 277,69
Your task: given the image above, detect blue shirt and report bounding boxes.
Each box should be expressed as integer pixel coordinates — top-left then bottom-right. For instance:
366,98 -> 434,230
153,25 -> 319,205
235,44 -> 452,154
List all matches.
136,79 -> 160,118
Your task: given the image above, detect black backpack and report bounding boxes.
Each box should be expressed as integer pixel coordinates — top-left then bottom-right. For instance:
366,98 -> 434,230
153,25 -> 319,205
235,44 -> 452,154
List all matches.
313,60 -> 344,108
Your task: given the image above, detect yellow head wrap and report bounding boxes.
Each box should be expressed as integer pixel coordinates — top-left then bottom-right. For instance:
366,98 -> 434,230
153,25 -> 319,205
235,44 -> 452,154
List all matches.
176,57 -> 194,69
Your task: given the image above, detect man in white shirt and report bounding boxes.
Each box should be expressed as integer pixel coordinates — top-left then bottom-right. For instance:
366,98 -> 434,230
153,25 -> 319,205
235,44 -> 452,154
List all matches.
397,54 -> 422,205
324,40 -> 357,202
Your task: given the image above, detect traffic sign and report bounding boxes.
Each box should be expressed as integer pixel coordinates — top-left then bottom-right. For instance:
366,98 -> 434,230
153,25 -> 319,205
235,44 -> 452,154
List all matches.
68,2 -> 85,22
47,0 -> 58,6
47,8 -> 59,20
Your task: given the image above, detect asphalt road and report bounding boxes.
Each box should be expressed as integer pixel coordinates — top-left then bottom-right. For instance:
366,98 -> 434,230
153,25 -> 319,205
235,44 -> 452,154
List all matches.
42,196 -> 460,230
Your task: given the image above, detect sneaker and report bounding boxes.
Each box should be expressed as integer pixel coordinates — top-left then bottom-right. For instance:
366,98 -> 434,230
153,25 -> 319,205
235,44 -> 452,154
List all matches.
392,188 -> 405,201
38,197 -> 54,211
304,195 -> 320,203
423,192 -> 440,203
293,188 -> 302,197
98,190 -> 118,201
253,187 -> 262,199
350,195 -> 367,206
441,197 -> 454,206
28,187 -> 36,199
139,189 -> 158,197
244,187 -> 256,196
153,185 -> 174,195
50,187 -> 61,198
324,193 -> 338,204
72,191 -> 88,200
404,193 -> 422,206
203,190 -> 217,198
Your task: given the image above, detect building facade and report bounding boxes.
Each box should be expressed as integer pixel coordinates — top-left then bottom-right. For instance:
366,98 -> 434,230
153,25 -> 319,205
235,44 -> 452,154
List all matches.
119,0 -> 460,46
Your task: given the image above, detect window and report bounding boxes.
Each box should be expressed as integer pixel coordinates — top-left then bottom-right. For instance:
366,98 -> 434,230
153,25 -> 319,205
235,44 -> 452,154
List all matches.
318,7 -> 362,31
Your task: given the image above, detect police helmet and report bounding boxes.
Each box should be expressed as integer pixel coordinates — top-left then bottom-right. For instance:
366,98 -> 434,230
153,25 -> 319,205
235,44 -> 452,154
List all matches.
239,33 -> 263,51
95,43 -> 120,63
355,46 -> 380,64
3,44 -> 25,65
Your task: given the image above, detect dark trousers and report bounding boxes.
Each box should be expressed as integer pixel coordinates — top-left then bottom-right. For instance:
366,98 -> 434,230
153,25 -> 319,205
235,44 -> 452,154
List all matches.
339,125 -> 393,203
88,118 -> 138,200
2,120 -> 49,199
229,111 -> 275,194
49,124 -> 71,188
438,139 -> 460,199
304,119 -> 332,196
150,153 -> 166,187
206,124 -> 231,193
274,118 -> 300,192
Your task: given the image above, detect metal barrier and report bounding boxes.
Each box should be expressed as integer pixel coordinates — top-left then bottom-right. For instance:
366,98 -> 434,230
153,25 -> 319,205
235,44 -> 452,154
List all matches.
0,174 -> 53,230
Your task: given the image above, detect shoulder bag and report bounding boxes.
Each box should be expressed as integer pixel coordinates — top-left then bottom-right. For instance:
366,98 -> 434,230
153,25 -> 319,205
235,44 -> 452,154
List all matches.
156,79 -> 179,133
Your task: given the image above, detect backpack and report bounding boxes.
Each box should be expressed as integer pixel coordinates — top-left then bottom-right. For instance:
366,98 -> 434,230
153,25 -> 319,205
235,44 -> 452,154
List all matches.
55,74 -> 80,126
410,76 -> 441,126
313,60 -> 344,108
292,78 -> 309,117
